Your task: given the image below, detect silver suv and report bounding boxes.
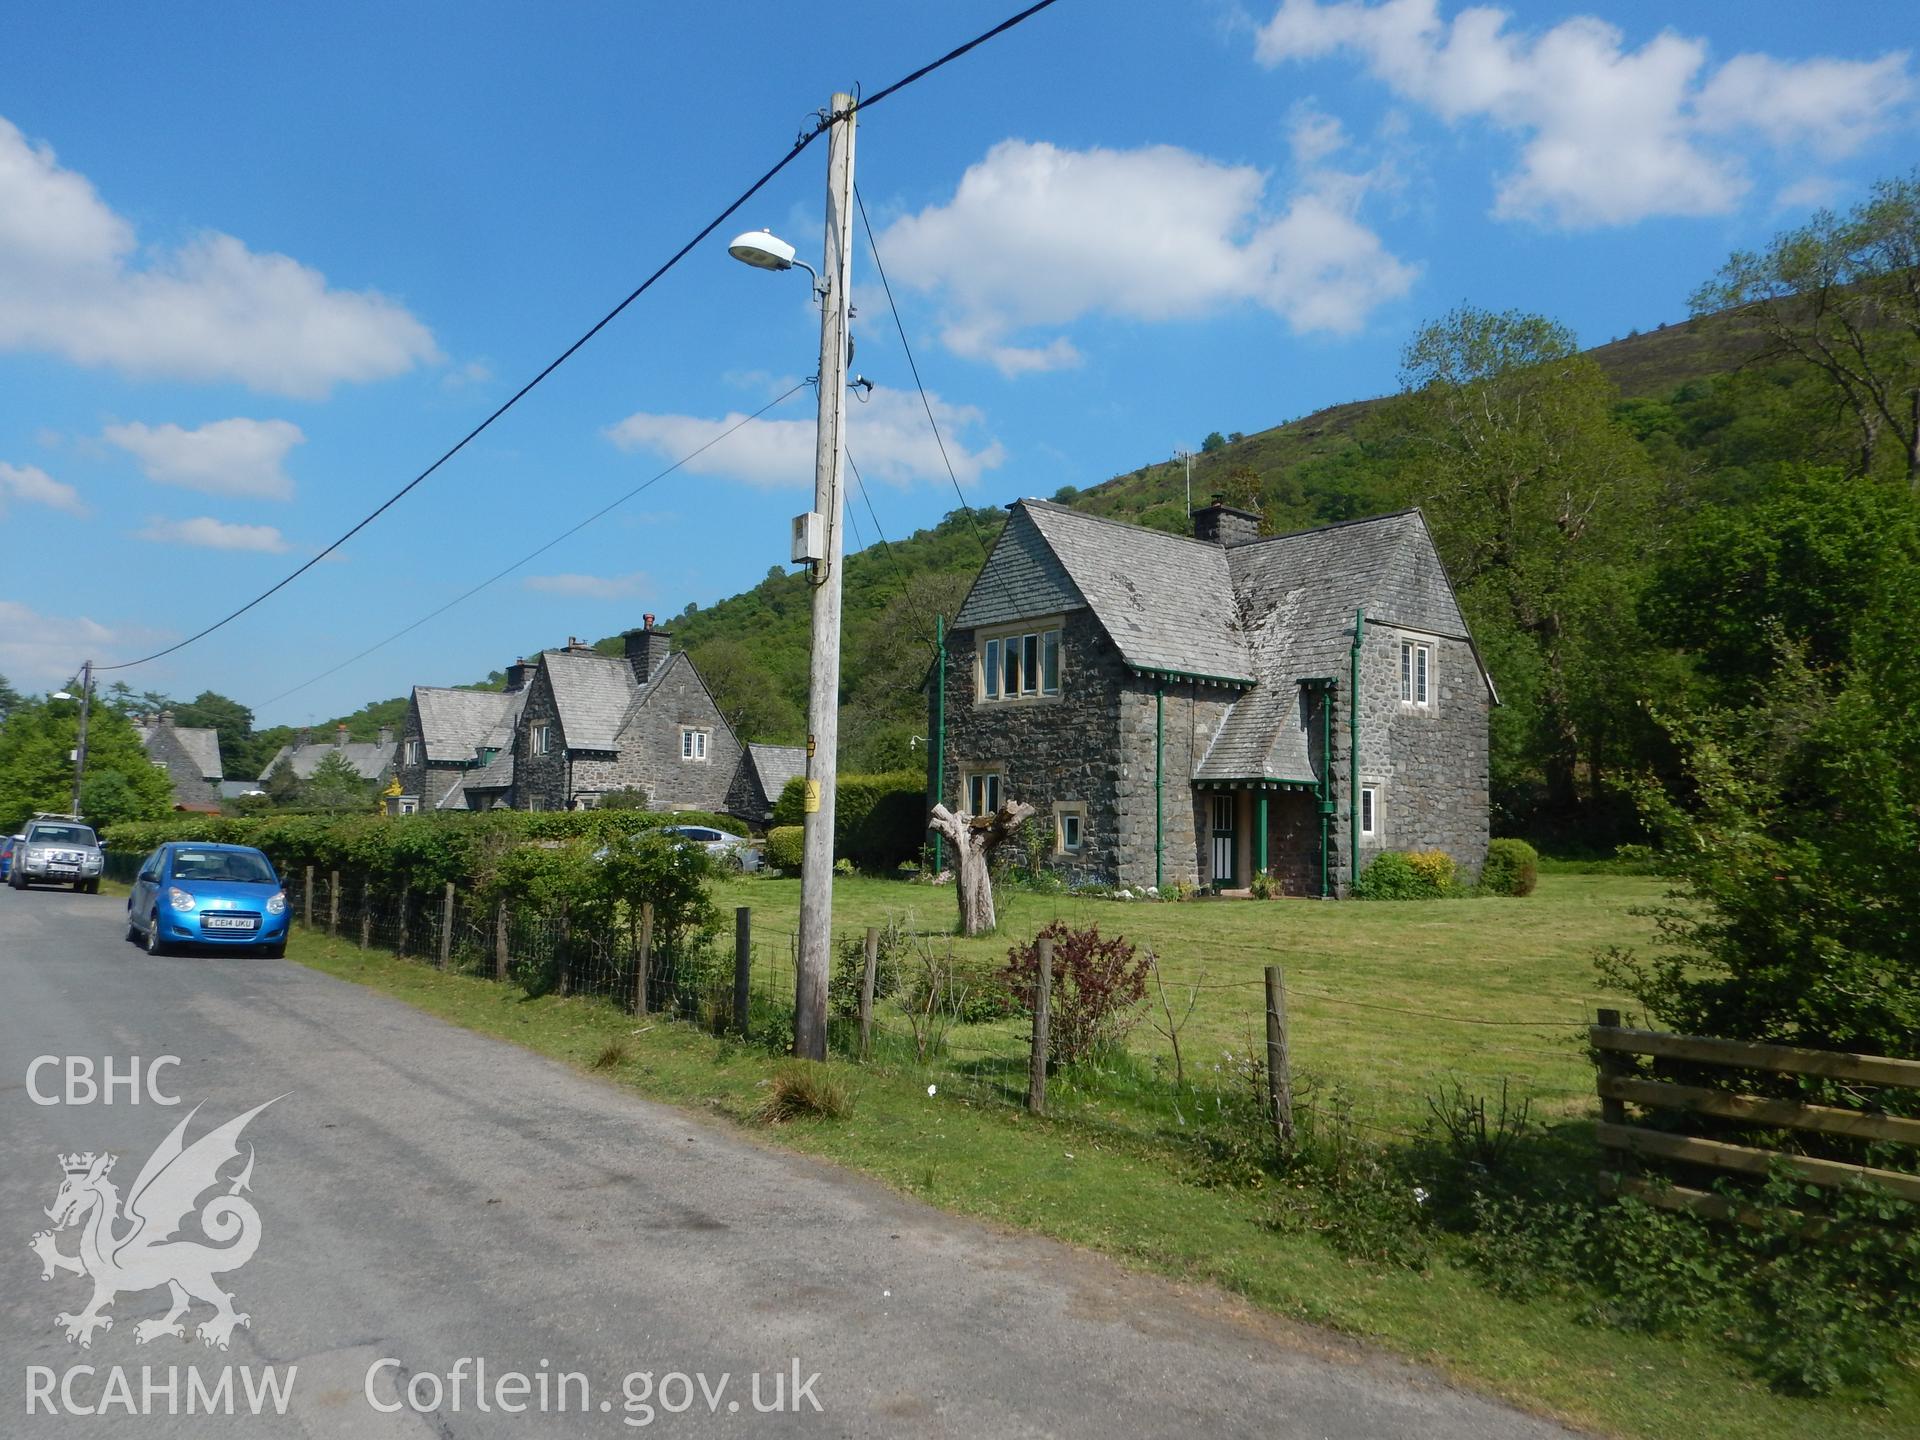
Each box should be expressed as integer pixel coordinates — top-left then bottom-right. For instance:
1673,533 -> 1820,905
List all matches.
9,815 -> 104,893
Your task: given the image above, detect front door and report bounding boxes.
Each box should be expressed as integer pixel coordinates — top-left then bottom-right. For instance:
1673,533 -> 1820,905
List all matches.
1210,793 -> 1237,887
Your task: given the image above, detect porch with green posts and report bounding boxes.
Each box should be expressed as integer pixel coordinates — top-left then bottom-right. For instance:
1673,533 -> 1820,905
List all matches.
1193,777 -> 1330,896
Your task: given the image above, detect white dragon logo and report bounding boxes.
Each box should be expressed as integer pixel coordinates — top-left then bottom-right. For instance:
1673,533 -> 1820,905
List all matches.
28,1098 -> 283,1351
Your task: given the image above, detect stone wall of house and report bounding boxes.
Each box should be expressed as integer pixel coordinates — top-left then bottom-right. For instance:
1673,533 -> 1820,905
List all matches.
394,709 -> 467,810
141,726 -> 219,810
938,608 -> 1126,884
1124,680 -> 1235,892
569,657 -> 741,813
514,666 -> 570,811
1329,625 -> 1490,891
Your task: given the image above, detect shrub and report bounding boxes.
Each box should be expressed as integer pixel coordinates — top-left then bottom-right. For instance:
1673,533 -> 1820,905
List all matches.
1353,851 -> 1442,899
1480,838 -> 1539,896
772,770 -> 926,870
1001,921 -> 1152,1066
1405,849 -> 1456,892
757,1061 -> 852,1121
764,825 -> 804,871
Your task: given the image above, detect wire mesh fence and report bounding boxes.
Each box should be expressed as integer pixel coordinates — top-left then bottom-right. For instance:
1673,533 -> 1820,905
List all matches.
270,864 -> 1605,1161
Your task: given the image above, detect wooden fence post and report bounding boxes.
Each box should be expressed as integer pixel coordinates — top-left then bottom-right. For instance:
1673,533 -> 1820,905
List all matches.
397,888 -> 411,956
438,883 -> 455,970
358,877 -> 371,949
557,904 -> 572,998
302,866 -> 313,929
493,900 -> 509,983
1265,965 -> 1294,1151
732,907 -> 752,1038
633,902 -> 654,1016
1027,935 -> 1053,1115
328,870 -> 340,937
858,926 -> 879,1060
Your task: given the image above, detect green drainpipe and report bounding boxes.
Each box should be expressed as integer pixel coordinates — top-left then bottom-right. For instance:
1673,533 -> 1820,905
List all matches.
1154,682 -> 1165,890
1255,790 -> 1268,881
932,614 -> 946,874
1349,608 -> 1363,895
1319,684 -> 1332,899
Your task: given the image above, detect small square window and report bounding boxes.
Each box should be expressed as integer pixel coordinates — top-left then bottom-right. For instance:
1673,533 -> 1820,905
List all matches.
1055,803 -> 1085,854
1361,786 -> 1378,837
681,728 -> 708,761
965,771 -> 1002,816
397,796 -> 419,816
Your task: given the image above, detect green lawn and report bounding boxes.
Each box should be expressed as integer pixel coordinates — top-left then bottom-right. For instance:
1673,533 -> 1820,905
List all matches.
713,872 -> 1652,1136
288,877 -> 1920,1440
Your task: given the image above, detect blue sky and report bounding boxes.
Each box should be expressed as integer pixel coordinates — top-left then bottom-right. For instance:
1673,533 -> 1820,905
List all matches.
1,1 -> 1913,726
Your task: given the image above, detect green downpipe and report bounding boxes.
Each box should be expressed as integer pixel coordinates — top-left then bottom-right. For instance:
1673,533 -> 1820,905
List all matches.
1255,790 -> 1268,880
1349,608 -> 1363,895
932,615 -> 946,875
1319,684 -> 1332,899
1154,683 -> 1165,891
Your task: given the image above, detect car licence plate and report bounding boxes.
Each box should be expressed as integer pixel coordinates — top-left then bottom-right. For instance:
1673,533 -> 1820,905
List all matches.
205,915 -> 256,931
48,864 -> 77,874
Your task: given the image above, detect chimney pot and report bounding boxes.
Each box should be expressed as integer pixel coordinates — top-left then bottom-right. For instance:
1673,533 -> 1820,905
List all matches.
643,613 -> 655,630
336,724 -> 349,747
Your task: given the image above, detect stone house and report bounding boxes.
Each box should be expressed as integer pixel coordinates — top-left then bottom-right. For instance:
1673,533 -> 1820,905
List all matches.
256,725 -> 398,791
725,742 -> 808,826
934,498 -> 1493,896
392,671 -> 531,814
134,712 -> 223,812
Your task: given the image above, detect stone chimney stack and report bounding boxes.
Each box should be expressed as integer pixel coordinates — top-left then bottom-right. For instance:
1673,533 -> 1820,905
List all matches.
1191,495 -> 1261,547
504,657 -> 534,693
335,724 -> 349,748
295,727 -> 309,750
377,725 -> 392,748
157,709 -> 174,727
622,615 -> 673,683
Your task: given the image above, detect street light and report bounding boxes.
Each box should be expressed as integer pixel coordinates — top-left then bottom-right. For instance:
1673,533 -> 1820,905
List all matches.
727,94 -> 857,1063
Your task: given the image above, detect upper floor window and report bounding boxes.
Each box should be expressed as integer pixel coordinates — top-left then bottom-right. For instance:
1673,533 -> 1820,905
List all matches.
404,738 -> 422,766
979,625 -> 1062,702
1400,642 -> 1431,707
681,727 -> 709,761
532,724 -> 552,756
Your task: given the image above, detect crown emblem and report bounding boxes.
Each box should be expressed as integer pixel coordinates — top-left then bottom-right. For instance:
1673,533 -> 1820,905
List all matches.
59,1152 -> 109,1176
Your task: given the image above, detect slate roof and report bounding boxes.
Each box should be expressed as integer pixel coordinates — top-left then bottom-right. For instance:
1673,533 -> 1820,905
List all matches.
414,687 -> 518,762
543,649 -> 639,751
136,724 -> 222,780
256,739 -> 396,784
747,743 -> 806,800
464,747 -> 516,793
957,500 -> 1490,785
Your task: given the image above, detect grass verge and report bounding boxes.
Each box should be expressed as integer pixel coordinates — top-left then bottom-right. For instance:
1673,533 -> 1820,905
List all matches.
289,922 -> 1917,1440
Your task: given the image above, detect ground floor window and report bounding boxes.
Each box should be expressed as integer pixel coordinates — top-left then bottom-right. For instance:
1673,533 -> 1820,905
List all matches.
1053,801 -> 1085,855
963,769 -> 1002,816
1361,785 -> 1378,837
397,796 -> 419,815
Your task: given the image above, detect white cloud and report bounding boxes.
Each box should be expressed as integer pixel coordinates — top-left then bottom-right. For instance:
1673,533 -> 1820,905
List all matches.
1289,102 -> 1351,168
104,418 -> 303,500
0,461 -> 86,516
0,114 -> 439,397
135,516 -> 291,553
0,601 -> 163,688
1255,1 -> 1913,229
523,571 -> 651,601
605,384 -> 1006,490
875,139 -> 1417,374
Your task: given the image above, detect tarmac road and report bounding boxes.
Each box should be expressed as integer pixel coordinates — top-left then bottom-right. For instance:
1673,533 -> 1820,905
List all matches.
0,884 -> 1579,1438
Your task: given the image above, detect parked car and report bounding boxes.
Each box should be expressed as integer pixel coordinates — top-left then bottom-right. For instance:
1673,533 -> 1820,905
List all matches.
125,842 -> 289,957
0,835 -> 14,882
8,815 -> 104,892
658,824 -> 761,872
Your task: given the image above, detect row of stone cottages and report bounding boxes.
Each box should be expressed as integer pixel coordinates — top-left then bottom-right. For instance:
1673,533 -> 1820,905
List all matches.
133,618 -> 806,826
137,494 -> 1494,895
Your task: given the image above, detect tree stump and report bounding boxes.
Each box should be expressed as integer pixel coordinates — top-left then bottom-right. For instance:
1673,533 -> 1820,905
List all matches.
928,799 -> 1035,936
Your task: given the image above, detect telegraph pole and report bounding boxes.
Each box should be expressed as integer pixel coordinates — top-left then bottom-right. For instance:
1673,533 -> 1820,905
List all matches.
69,659 -> 93,817
795,92 -> 857,1062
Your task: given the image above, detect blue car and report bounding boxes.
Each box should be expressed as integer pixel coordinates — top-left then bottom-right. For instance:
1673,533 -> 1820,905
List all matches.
125,842 -> 289,957
0,836 -> 13,882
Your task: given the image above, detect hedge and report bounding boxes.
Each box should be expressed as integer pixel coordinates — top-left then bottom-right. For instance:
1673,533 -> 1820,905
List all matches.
771,770 -> 926,871
764,825 -> 804,871
99,808 -> 746,893
1480,838 -> 1539,896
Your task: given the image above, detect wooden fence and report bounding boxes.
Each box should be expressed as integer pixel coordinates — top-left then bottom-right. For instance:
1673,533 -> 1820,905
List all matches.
1590,1008 -> 1920,1223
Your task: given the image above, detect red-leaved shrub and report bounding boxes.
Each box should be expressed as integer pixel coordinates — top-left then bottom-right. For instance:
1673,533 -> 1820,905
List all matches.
1001,921 -> 1151,1065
